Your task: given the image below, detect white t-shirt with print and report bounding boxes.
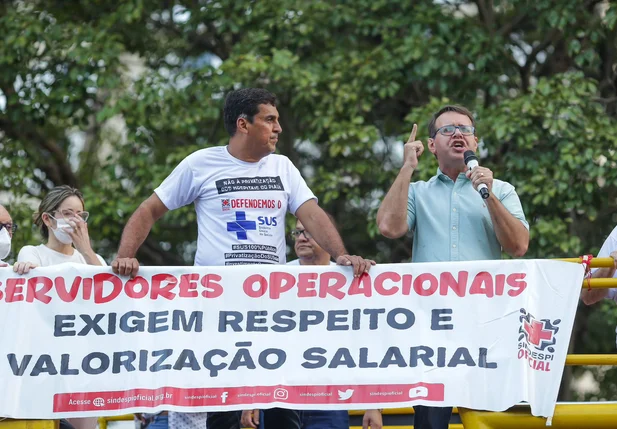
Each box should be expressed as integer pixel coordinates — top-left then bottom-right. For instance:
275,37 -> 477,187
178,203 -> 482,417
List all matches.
17,244 -> 107,266
155,146 -> 316,267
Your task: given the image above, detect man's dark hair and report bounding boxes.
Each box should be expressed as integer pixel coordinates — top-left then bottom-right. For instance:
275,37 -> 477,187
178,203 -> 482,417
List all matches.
428,105 -> 475,138
223,88 -> 278,136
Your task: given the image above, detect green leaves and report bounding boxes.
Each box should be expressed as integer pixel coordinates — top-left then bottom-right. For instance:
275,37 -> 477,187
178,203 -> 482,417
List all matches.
1,0 -> 615,257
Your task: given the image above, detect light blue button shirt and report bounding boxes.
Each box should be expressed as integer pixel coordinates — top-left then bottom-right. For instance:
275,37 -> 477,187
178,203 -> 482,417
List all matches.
407,169 -> 529,262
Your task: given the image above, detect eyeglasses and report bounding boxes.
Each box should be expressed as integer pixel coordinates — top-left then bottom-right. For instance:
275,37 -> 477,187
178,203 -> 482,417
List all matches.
0,223 -> 17,235
51,209 -> 89,222
291,229 -> 312,240
433,125 -> 475,138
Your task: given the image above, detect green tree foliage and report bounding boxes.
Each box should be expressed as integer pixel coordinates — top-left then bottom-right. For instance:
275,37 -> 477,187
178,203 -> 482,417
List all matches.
1,0 -> 617,398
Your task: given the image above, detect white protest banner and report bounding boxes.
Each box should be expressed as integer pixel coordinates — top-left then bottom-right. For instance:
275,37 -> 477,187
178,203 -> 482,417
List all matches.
0,260 -> 583,420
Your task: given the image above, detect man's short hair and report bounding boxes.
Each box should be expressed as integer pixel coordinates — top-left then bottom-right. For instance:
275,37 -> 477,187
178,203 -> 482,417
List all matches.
428,105 -> 476,138
223,88 -> 278,136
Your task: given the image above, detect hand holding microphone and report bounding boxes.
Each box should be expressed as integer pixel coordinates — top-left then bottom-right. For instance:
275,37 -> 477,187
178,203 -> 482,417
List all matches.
464,150 -> 492,199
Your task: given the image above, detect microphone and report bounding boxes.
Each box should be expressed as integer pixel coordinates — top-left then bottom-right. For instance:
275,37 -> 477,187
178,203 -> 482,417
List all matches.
464,150 -> 489,200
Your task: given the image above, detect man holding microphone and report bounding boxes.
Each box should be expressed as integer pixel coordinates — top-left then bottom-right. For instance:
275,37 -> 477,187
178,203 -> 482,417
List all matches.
376,105 -> 529,429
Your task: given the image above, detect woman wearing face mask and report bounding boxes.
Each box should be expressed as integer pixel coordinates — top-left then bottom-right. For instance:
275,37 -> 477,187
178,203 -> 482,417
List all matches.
14,185 -> 105,274
14,186 -> 104,429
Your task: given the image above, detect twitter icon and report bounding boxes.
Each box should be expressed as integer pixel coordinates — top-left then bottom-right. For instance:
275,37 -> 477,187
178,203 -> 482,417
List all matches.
337,389 -> 354,400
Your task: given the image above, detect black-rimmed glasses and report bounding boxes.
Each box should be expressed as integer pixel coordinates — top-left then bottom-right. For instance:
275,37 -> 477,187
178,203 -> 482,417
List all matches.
291,229 -> 312,240
433,125 -> 475,138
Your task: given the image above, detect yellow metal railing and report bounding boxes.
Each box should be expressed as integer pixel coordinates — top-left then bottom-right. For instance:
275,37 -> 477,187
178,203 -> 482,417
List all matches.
554,257 -> 617,368
558,257 -> 615,267
566,354 -> 617,365
0,421 -> 58,429
563,258 -> 617,366
98,415 -> 132,429
459,403 -> 617,428
577,277 -> 617,288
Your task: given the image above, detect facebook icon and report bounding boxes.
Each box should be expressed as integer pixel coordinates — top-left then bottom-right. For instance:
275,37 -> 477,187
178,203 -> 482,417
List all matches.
227,211 -> 257,240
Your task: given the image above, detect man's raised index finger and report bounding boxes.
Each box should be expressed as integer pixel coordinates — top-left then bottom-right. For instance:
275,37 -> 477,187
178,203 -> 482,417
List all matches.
408,123 -> 418,142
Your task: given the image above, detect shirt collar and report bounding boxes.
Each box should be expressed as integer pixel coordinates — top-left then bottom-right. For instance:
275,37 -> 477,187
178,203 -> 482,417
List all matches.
436,168 -> 468,183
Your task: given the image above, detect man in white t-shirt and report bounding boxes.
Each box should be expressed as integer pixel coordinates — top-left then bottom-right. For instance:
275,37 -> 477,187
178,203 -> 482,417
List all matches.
581,225 -> 617,344
112,88 -> 376,429
286,215 -> 383,429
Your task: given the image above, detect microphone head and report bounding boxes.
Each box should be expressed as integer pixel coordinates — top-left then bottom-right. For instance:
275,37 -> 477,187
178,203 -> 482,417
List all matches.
463,150 -> 477,165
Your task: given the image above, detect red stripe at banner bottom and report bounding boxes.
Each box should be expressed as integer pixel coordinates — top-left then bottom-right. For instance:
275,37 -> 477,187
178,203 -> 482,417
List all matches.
53,383 -> 444,412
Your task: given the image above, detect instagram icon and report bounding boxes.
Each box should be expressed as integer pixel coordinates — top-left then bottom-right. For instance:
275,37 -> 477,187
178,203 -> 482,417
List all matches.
273,388 -> 289,400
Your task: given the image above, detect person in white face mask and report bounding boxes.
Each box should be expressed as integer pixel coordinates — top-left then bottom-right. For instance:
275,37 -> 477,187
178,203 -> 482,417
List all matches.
14,185 -> 106,275
0,204 -> 16,266
14,185 -> 105,429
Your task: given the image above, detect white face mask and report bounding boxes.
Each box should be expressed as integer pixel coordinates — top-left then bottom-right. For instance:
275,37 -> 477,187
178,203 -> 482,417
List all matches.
50,217 -> 74,245
0,227 -> 11,260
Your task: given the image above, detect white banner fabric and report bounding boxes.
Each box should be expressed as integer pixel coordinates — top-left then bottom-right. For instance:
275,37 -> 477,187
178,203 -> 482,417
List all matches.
0,260 -> 583,420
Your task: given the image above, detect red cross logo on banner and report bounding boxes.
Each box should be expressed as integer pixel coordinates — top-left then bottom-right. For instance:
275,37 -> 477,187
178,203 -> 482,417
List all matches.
523,319 -> 554,347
